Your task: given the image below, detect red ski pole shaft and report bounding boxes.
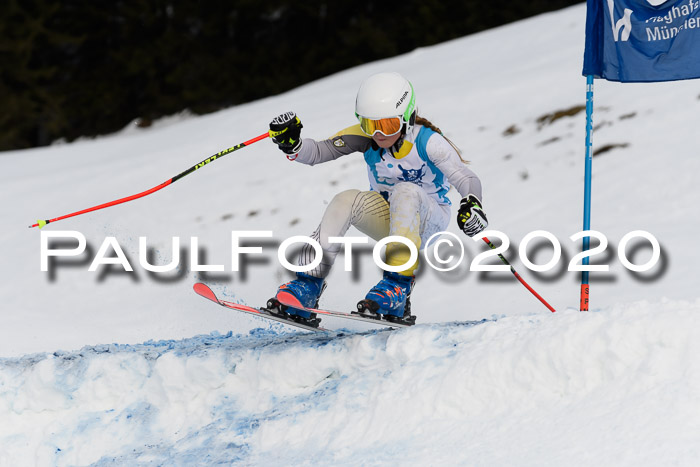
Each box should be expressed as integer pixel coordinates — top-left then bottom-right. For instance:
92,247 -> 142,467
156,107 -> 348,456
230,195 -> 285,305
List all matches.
482,236 -> 556,313
29,131 -> 270,229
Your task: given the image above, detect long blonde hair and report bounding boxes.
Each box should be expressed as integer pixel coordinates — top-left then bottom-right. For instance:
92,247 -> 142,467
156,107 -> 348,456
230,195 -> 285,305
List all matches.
416,116 -> 468,163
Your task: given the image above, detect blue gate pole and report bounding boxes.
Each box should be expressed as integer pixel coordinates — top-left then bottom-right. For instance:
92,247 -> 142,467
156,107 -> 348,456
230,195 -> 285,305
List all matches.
581,74 -> 594,311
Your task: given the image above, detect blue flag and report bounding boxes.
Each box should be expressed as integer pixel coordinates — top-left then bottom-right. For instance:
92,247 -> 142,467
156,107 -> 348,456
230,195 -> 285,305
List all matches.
583,0 -> 700,82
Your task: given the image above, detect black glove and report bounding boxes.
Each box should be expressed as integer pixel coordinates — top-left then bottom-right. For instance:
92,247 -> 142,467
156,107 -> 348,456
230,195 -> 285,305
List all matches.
269,112 -> 303,154
457,194 -> 488,237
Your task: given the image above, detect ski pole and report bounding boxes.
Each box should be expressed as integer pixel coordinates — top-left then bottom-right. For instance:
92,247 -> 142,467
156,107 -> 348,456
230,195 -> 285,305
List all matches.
29,131 -> 270,229
482,236 -> 556,313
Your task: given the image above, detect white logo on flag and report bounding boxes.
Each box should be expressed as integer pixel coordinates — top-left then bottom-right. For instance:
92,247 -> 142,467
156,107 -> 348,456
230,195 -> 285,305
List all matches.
607,0 -> 633,41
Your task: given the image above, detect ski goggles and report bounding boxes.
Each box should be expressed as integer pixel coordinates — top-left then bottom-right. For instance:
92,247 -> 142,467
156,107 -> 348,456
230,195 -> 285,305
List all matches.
357,115 -> 403,137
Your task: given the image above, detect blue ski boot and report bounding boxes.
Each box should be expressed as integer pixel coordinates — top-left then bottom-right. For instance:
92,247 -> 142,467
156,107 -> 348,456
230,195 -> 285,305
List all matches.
267,273 -> 326,328
355,271 -> 416,325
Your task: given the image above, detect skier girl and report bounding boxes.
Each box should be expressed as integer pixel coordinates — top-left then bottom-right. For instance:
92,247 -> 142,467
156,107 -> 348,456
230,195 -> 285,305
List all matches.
267,72 -> 487,326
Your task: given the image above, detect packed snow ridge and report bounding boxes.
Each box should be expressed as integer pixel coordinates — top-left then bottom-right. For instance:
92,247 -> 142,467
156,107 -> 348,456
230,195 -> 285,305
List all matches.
2,299 -> 699,466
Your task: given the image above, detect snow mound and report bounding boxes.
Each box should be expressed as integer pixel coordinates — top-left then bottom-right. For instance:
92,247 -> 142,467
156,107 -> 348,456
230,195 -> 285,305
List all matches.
2,299 -> 699,466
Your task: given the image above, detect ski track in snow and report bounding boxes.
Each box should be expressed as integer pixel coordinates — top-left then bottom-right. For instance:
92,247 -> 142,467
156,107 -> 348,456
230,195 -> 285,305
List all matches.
2,300 -> 700,466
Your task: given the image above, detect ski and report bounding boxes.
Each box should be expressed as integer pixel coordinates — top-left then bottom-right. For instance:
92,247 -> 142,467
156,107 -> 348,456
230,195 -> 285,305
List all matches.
195,283 -> 488,332
193,283 -> 331,332
275,290 -> 415,329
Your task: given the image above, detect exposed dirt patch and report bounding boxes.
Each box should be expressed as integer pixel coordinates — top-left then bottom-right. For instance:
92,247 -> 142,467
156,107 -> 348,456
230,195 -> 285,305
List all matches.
593,143 -> 629,156
536,105 -> 586,129
503,125 -> 520,136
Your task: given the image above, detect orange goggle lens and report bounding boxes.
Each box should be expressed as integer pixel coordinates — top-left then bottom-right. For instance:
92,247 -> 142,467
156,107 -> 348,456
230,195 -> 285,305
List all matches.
358,116 -> 403,137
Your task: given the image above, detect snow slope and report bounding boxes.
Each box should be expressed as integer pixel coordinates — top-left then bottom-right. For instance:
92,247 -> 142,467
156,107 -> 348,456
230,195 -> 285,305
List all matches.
2,301 -> 700,466
2,3 -> 700,465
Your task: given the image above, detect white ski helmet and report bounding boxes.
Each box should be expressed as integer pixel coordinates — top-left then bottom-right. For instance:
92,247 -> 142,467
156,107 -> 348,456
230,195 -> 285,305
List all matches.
355,72 -> 416,136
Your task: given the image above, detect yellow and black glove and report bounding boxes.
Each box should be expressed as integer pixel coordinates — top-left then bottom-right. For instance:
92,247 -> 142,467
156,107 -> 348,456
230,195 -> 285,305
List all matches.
269,112 -> 303,154
457,194 -> 488,237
